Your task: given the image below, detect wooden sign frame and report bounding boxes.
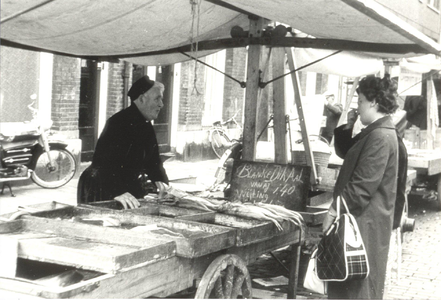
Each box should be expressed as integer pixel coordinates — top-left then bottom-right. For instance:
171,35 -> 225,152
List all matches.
229,160 -> 311,211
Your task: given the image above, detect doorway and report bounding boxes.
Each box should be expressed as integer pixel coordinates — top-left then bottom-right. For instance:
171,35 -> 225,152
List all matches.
79,60 -> 100,162
132,65 -> 173,153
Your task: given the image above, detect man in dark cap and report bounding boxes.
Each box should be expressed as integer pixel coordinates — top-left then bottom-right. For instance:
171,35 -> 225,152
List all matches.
320,91 -> 343,143
77,75 -> 169,209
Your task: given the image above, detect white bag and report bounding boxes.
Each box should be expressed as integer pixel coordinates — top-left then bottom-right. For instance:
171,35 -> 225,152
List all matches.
303,249 -> 328,295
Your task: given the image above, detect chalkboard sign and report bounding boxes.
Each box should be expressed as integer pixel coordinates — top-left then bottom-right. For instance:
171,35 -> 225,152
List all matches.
229,160 -> 311,211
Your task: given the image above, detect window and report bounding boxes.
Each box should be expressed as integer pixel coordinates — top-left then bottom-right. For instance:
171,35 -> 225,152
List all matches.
428,0 -> 440,11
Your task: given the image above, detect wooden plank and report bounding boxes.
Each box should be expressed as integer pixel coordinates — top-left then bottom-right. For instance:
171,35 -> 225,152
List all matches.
227,230 -> 301,264
273,47 -> 288,164
257,47 -> 272,142
242,17 -> 264,161
28,207 -> 236,258
18,201 -> 71,213
15,235 -> 171,274
0,235 -> 18,278
97,200 -> 302,247
0,256 -> 193,299
213,213 -> 299,246
408,152 -> 441,175
82,200 -> 216,222
20,215 -> 176,250
427,75 -> 434,150
0,219 -> 22,233
285,48 -> 318,186
59,36 -> 431,62
85,200 -> 216,224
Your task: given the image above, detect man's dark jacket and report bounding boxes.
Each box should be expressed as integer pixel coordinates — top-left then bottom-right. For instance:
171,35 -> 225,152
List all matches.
77,105 -> 168,203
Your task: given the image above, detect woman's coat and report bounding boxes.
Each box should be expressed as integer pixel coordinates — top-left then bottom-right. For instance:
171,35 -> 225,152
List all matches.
328,116 -> 399,299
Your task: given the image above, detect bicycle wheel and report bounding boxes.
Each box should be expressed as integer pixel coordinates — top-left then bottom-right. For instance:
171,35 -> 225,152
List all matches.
31,148 -> 77,188
210,129 -> 231,159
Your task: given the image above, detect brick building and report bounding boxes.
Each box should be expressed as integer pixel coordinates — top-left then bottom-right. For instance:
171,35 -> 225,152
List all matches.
0,47 -> 251,163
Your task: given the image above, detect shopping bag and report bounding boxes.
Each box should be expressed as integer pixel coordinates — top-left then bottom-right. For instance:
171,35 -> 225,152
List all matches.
316,196 -> 369,281
303,249 -> 328,295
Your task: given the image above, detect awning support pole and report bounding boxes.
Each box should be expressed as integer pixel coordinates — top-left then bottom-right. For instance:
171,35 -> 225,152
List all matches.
426,74 -> 435,150
273,47 -> 288,164
285,48 -> 318,185
242,16 -> 264,161
337,77 -> 360,128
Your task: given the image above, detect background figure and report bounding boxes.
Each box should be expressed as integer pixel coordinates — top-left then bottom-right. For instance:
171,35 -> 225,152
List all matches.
403,95 -> 427,129
323,74 -> 400,299
321,91 -> 343,143
77,75 -> 169,209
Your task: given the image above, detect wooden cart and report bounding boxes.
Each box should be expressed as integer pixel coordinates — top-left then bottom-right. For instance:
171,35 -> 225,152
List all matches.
0,200 -> 303,299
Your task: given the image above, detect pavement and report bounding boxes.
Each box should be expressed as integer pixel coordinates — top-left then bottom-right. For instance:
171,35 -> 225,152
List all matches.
1,158 -> 441,299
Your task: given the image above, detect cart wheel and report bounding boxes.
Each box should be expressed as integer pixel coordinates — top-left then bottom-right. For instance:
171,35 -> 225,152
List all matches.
195,254 -> 252,299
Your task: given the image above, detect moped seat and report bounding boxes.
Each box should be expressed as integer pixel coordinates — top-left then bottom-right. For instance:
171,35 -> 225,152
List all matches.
0,136 -> 39,151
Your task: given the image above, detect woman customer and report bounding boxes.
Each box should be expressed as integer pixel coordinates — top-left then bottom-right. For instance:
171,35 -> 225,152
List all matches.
322,74 -> 399,299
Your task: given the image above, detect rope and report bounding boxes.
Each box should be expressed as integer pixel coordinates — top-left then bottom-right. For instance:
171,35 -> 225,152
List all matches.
189,0 -> 202,95
1,0 -> 56,23
180,51 -> 246,88
259,50 -> 343,88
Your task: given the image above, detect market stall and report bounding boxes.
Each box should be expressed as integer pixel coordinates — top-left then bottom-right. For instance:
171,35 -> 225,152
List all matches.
1,1 -> 441,299
0,186 -> 306,299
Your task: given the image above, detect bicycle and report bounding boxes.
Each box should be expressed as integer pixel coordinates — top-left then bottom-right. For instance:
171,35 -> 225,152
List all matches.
208,111 -> 242,159
1,99 -> 77,195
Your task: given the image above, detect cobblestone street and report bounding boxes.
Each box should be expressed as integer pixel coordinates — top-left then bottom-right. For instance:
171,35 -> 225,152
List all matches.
384,195 -> 441,299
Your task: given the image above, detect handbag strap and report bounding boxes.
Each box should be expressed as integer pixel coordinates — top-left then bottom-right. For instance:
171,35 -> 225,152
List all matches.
337,196 -> 350,217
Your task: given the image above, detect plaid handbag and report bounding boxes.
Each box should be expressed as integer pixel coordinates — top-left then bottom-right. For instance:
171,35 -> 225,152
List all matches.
316,196 -> 369,281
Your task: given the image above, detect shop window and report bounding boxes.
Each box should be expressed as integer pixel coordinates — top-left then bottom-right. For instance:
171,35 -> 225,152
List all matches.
315,73 -> 329,95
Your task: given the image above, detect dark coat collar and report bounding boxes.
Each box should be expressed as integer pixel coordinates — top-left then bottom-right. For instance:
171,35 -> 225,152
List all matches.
126,104 -> 150,125
357,115 -> 395,140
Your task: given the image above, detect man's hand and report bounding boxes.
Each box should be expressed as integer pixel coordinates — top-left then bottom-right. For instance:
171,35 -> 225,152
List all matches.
114,192 -> 140,209
155,181 -> 169,199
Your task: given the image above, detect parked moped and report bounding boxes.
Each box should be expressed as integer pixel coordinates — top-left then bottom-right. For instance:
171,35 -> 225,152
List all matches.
0,101 -> 77,196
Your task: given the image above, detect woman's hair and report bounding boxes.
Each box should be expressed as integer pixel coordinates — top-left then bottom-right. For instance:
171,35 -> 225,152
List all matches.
356,74 -> 399,114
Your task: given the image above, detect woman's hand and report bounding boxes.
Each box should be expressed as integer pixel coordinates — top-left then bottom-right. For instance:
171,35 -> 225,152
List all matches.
155,181 -> 169,199
114,192 -> 140,209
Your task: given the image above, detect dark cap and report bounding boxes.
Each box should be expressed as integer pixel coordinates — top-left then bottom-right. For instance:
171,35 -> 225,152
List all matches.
128,75 -> 155,101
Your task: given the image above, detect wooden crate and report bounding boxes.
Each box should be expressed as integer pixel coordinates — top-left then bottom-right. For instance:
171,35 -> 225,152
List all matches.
0,218 -> 176,274
29,206 -> 236,258
404,127 -> 441,150
84,200 -> 300,247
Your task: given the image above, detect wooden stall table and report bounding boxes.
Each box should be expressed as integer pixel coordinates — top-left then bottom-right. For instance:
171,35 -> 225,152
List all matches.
0,194 -> 304,299
407,149 -> 441,211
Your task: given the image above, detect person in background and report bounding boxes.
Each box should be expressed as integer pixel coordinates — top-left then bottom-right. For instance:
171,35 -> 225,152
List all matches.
77,75 -> 169,209
322,74 -> 401,299
321,91 -> 343,143
403,95 -> 427,129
